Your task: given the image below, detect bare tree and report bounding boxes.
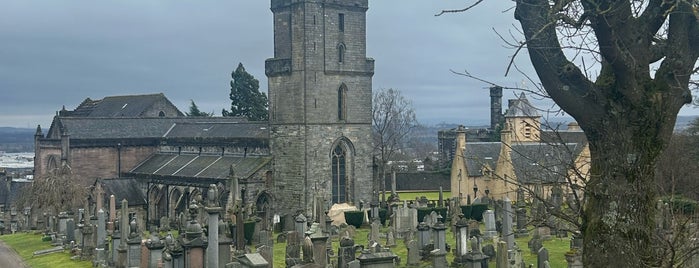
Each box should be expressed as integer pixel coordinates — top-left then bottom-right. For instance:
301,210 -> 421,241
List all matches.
372,88 -> 418,199
17,164 -> 88,215
441,0 -> 698,265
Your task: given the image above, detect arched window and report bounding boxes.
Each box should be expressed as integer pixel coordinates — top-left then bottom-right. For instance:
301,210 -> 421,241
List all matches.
158,111 -> 165,117
338,84 -> 347,120
338,43 -> 346,63
331,145 -> 347,203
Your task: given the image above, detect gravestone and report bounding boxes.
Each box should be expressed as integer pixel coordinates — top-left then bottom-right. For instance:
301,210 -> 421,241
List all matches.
537,247 -> 549,268
66,218 -> 76,243
501,197 -> 514,250
369,221 -> 380,242
496,241 -> 507,268
338,236 -> 357,268
406,240 -> 420,266
386,229 -> 396,247
483,210 -> 497,239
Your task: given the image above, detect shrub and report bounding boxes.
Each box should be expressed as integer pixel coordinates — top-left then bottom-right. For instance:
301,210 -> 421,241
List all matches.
344,211 -> 364,228
461,204 -> 489,221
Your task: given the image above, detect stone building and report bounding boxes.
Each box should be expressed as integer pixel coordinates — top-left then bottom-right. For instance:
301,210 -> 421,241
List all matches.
266,0 -> 374,215
450,93 -> 590,203
33,0 -> 375,228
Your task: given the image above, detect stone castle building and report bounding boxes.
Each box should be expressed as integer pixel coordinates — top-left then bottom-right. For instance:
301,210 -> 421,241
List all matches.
449,93 -> 590,204
33,0 -> 374,227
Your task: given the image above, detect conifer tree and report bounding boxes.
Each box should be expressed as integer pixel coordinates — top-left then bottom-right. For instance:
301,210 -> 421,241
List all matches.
222,63 -> 268,121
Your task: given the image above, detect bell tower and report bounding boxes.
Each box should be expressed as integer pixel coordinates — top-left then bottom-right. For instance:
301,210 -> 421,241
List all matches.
266,0 -> 375,216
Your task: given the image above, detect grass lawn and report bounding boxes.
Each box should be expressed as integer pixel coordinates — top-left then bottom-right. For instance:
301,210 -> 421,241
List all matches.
395,191 -> 451,201
0,232 -> 92,268
271,224 -> 570,267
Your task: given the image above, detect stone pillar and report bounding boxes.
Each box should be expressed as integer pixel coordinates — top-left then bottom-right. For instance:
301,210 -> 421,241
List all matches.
117,199 -> 130,268
127,217 -> 142,268
483,210 -> 497,239
502,197 -> 514,249
311,235 -> 329,267
431,221 -> 447,252
295,213 -> 307,235
181,201 -> 207,268
109,195 -> 117,233
438,187 -> 444,207
455,217 -> 470,261
496,241 -> 508,268
416,222 -> 431,250
206,184 -> 221,268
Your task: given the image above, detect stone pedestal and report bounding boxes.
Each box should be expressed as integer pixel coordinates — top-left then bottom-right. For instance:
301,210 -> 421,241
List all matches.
146,235 -> 165,268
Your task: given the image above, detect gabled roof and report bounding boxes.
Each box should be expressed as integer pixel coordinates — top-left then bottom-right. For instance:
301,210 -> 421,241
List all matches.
463,142 -> 501,177
65,93 -> 183,117
462,141 -> 585,184
505,93 -> 541,118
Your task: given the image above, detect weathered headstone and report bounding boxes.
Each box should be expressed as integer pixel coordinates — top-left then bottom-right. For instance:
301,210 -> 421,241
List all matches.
338,236 -> 356,268
496,241 -> 507,268
483,210 -> 497,239
66,218 -> 76,243
537,247 -> 549,268
406,240 -> 420,266
501,197 -> 514,250
369,220 -> 380,242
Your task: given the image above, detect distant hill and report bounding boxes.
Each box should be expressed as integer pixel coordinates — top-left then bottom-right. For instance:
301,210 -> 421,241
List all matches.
0,127 -> 34,152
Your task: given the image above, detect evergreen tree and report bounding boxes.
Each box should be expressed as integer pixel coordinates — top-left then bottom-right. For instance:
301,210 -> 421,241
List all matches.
222,63 -> 268,121
186,100 -> 212,117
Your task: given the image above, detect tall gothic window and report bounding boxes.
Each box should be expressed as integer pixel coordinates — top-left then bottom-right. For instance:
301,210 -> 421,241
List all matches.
332,145 -> 347,203
338,43 -> 346,63
338,84 -> 347,120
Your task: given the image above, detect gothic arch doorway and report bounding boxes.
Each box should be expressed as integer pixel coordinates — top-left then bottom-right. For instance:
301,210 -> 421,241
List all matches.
255,192 -> 273,231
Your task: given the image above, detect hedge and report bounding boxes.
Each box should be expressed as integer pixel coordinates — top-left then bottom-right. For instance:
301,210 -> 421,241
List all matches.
461,204 -> 489,221
344,211 -> 364,228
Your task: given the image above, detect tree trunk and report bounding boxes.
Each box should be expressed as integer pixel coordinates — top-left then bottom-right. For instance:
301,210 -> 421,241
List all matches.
583,116 -> 671,267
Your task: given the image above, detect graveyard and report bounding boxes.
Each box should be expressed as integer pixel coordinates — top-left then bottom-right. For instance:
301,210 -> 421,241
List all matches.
0,186 -> 586,268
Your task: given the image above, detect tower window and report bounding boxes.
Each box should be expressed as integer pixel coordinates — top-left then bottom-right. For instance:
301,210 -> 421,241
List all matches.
339,13 -> 345,32
338,43 -> 346,63
338,84 -> 348,120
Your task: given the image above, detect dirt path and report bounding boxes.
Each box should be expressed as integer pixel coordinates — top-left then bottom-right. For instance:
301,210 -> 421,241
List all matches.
0,239 -> 28,268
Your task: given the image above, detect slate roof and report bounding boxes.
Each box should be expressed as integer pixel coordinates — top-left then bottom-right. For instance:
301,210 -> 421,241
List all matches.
0,180 -> 30,208
95,178 -> 147,207
164,122 -> 269,139
510,143 -> 583,184
462,141 -> 585,184
505,93 -> 541,118
66,93 -> 183,117
129,153 -> 272,181
463,142 -> 502,177
45,117 -> 256,140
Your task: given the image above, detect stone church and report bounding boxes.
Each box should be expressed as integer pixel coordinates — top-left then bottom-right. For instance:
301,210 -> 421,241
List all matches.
33,0 -> 374,228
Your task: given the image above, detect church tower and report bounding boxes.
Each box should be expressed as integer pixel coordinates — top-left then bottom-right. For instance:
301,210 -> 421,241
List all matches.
266,0 -> 374,216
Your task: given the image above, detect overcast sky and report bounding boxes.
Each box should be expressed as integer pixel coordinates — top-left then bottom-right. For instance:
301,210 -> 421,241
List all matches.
1,1 -> 697,129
